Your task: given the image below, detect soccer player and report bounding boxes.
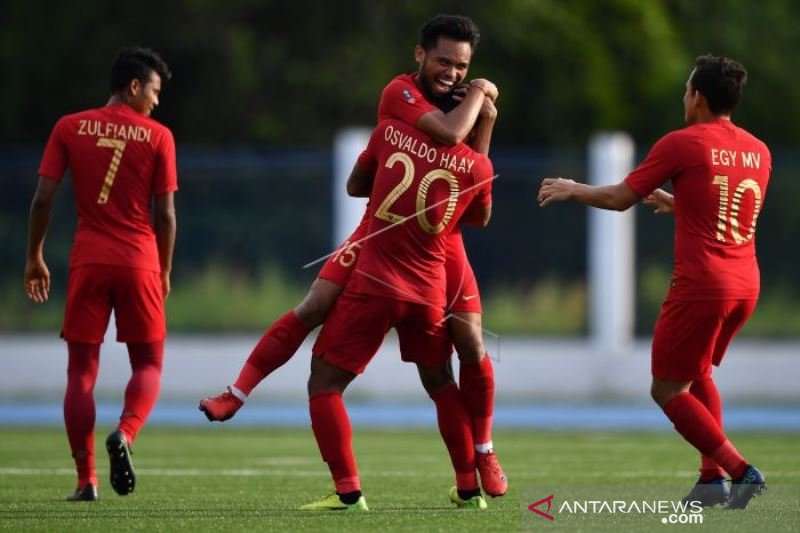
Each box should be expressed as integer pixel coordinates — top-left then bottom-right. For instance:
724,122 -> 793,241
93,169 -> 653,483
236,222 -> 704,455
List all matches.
537,55 -> 768,510
24,47 -> 177,501
300,117 -> 494,511
200,14 -> 507,497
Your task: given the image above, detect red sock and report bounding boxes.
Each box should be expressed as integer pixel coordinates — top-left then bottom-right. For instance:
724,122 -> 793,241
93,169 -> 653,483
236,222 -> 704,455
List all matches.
64,342 -> 100,488
234,311 -> 312,395
459,355 -> 494,448
663,392 -> 747,478
430,383 -> 478,490
309,393 -> 360,494
117,341 -> 164,444
690,378 -> 726,480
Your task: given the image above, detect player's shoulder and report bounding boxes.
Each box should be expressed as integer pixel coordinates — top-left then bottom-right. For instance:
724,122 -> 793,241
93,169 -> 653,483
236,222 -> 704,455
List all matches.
733,123 -> 770,155
382,72 -> 416,91
55,106 -> 99,125
380,72 -> 420,102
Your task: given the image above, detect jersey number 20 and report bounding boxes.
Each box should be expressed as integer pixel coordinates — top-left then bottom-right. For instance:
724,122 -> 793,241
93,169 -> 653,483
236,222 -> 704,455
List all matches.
374,151 -> 459,235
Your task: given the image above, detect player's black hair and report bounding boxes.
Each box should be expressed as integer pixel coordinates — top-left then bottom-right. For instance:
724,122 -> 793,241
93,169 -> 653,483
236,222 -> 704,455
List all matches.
690,55 -> 747,115
419,14 -> 480,51
110,46 -> 172,93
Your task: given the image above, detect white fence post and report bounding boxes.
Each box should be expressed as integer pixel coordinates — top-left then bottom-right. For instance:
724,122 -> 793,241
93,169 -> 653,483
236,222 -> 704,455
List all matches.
333,128 -> 371,248
588,132 -> 636,355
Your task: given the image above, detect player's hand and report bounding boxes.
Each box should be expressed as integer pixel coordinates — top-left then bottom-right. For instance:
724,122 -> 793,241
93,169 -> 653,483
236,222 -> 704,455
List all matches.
480,96 -> 497,119
469,79 -> 498,102
537,177 -> 577,207
643,188 -> 674,214
161,270 -> 171,300
451,83 -> 469,102
24,257 -> 50,303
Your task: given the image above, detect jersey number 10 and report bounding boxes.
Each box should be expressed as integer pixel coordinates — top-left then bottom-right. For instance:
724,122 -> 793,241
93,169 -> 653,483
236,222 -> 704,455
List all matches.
712,174 -> 763,244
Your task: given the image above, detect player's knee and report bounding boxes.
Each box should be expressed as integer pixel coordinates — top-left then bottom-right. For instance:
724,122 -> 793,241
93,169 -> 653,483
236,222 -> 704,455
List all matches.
418,366 -> 454,395
453,333 -> 484,363
307,357 -> 352,396
295,281 -> 340,327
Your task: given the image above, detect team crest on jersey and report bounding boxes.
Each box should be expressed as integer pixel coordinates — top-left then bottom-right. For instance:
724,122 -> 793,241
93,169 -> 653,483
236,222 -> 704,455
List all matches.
402,89 -> 416,104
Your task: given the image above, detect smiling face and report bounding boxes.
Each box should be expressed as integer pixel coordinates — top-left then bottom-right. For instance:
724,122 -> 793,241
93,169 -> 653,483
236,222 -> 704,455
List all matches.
415,37 -> 472,99
128,70 -> 162,116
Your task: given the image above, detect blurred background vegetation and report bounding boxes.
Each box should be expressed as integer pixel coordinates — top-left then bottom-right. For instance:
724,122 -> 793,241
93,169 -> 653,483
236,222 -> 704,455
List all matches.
2,0 -> 798,336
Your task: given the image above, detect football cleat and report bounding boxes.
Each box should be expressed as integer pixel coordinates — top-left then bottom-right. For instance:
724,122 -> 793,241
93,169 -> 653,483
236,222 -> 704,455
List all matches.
199,387 -> 244,422
106,430 -> 136,496
476,450 -> 508,497
66,483 -> 98,501
299,492 -> 369,511
681,476 -> 730,507
449,486 -> 488,510
724,465 -> 766,510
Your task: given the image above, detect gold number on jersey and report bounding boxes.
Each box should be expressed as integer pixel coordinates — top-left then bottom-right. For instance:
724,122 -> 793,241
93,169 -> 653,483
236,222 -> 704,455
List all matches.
332,239 -> 361,268
96,137 -> 127,204
374,151 -> 460,235
375,152 -> 414,224
416,169 -> 459,234
712,175 -> 763,243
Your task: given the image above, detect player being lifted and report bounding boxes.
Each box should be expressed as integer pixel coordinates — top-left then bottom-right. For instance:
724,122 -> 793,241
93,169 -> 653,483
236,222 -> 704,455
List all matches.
300,116 -> 494,511
538,55 -> 768,510
200,14 -> 507,497
24,47 -> 178,501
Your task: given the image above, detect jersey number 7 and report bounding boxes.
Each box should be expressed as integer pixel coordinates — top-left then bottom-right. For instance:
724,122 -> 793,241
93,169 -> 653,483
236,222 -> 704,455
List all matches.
96,137 -> 128,204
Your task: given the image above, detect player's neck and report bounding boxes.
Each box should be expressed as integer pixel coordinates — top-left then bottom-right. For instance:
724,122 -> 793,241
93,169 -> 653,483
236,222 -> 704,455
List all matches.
106,94 -> 138,113
690,110 -> 732,126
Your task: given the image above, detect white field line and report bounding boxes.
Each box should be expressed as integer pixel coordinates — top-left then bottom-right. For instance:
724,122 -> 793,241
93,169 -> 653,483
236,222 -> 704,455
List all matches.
0,467 -> 450,478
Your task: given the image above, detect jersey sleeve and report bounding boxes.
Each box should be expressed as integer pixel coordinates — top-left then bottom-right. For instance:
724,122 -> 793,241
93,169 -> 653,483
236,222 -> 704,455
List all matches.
153,128 -> 178,194
378,78 -> 438,126
356,124 -> 384,174
472,157 -> 494,207
624,131 -> 686,197
37,117 -> 70,181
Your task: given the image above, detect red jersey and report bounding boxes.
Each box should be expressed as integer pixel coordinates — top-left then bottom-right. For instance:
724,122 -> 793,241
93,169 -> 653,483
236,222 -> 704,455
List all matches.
377,73 -> 438,125
624,119 -> 770,301
38,103 -> 178,272
349,120 -> 492,307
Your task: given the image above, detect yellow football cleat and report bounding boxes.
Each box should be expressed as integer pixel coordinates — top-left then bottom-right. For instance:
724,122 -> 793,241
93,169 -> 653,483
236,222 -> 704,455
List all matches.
449,486 -> 488,510
299,492 -> 369,511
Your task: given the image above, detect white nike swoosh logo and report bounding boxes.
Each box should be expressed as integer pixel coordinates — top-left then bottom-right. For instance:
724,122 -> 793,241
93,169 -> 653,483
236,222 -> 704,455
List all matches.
461,294 -> 478,301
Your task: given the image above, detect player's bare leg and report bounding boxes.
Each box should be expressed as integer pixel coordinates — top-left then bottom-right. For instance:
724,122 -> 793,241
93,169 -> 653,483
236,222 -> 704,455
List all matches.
199,278 -> 343,422
652,377 -> 765,509
418,362 -> 486,509
450,311 -> 507,497
302,357 -> 368,510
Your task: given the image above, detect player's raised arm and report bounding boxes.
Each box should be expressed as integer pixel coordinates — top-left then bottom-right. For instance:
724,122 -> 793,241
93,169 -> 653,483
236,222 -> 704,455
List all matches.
467,95 -> 498,156
24,176 -> 60,303
416,83 -> 490,146
537,178 -> 640,211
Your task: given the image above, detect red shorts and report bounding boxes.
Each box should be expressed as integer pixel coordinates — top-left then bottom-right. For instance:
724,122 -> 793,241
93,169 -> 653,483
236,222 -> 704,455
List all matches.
63,265 -> 166,344
313,292 -> 453,374
317,217 -> 369,286
651,299 -> 756,381
445,231 -> 481,314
